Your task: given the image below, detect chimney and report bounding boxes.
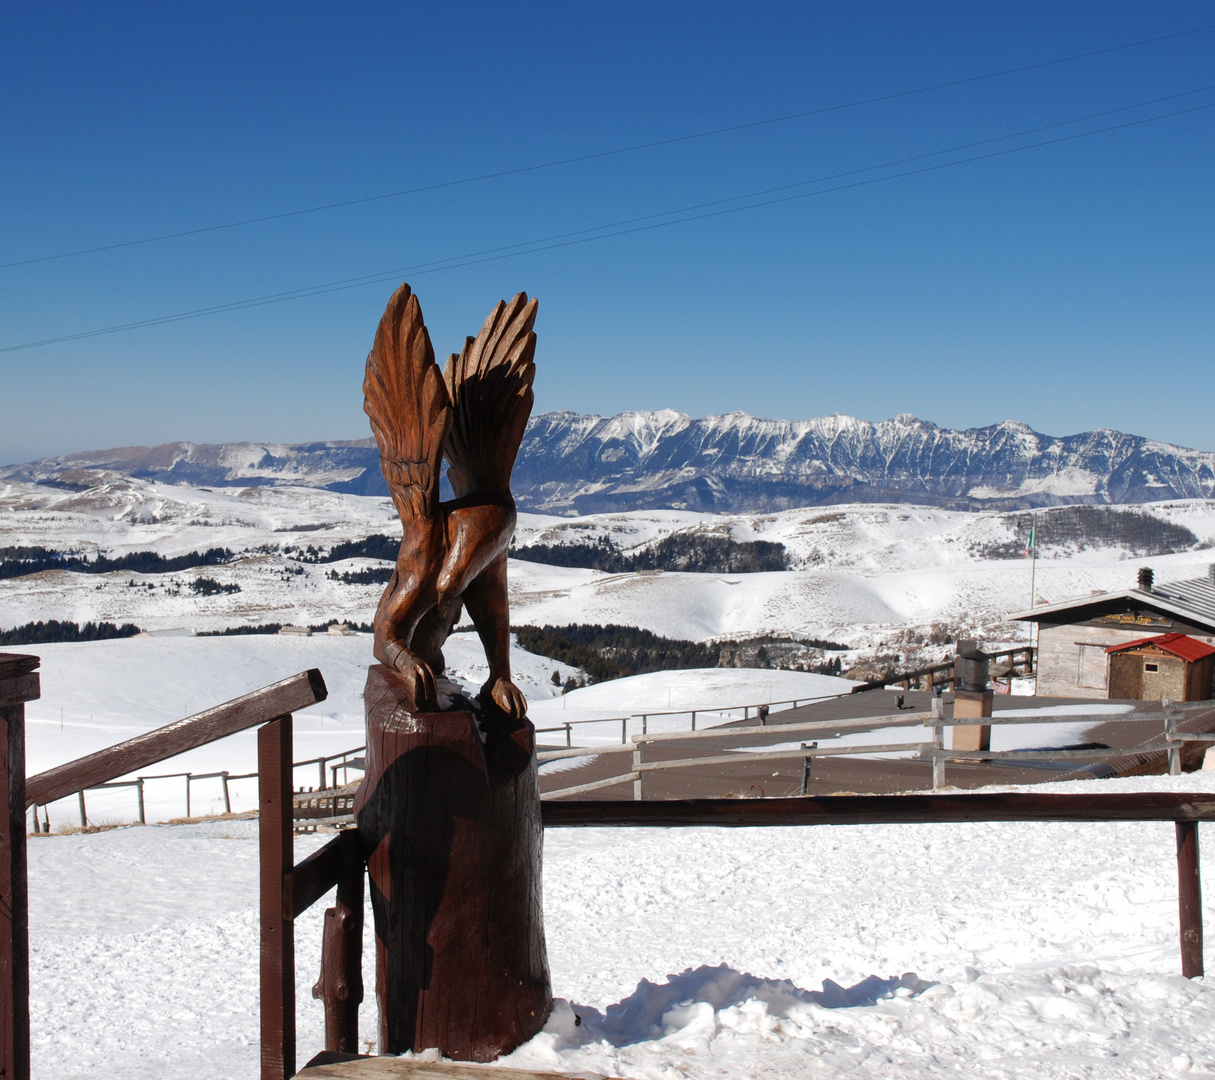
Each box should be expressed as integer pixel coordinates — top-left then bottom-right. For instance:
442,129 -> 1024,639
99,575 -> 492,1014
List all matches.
1138,567 -> 1154,592
1209,564 -> 1215,584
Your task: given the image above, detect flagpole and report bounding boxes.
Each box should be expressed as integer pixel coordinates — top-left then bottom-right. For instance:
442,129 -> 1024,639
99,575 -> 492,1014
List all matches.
1029,510 -> 1037,610
1028,510 -> 1038,658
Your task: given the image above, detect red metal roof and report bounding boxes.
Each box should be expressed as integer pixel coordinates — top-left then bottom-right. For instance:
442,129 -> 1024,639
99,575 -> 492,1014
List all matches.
1105,632 -> 1215,663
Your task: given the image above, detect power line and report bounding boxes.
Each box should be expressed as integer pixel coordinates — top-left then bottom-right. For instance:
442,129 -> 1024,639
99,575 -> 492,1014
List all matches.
2,22 -> 1212,272
3,91 -> 1211,356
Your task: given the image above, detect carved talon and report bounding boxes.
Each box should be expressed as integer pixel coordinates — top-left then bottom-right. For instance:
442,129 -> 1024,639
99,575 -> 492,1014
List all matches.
382,640 -> 438,709
486,677 -> 527,720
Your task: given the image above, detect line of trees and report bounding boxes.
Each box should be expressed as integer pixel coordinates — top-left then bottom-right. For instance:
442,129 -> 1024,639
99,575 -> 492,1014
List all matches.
514,623 -> 721,683
0,545 -> 234,580
0,620 -> 142,646
975,506 -> 1201,559
199,621 -> 374,636
327,566 -> 393,585
512,533 -> 789,573
287,535 -> 399,563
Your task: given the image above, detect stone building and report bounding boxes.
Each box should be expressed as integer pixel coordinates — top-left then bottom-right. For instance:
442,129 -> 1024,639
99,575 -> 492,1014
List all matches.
1010,565 -> 1215,699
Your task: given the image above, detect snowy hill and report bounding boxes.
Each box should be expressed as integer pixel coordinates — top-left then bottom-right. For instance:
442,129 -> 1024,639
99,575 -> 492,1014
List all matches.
6,410 -> 1215,512
4,472 -> 1215,663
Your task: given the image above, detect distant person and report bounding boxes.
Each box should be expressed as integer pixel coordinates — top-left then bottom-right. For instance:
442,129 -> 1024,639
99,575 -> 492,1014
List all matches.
758,704 -> 770,725
896,693 -> 905,710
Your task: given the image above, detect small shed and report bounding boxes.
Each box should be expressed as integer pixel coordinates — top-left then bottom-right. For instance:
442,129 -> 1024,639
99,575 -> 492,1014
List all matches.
1105,633 -> 1215,702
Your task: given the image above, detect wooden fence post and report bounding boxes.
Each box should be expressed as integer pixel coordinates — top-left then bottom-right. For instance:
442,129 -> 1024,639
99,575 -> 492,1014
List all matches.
312,830 -> 364,1053
1,653 -> 39,1080
259,716 -> 295,1080
1177,821 -> 1203,978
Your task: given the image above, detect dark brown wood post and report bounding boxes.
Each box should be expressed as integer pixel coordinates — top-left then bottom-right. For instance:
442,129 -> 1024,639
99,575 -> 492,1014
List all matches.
259,716 -> 295,1080
1177,820 -> 1203,977
355,665 -> 550,1062
0,653 -> 38,1080
312,830 -> 364,1054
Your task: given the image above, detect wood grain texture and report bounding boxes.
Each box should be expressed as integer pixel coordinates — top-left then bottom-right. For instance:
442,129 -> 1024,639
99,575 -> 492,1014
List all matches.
0,705 -> 29,1080
0,673 -> 38,709
293,834 -> 345,920
260,717 -> 296,1080
1176,821 -> 1204,977
541,792 -> 1215,828
26,668 -> 326,808
354,665 -> 550,1062
310,830 -> 365,1054
363,284 -> 536,721
0,656 -> 38,679
297,1056 -> 615,1079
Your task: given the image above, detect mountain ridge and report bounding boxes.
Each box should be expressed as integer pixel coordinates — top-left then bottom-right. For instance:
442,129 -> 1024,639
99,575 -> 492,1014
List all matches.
5,410 -> 1214,513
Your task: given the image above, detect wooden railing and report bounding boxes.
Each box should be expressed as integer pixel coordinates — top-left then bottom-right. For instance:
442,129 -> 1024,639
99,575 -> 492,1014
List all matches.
36,746 -> 368,832
539,701 -> 1215,800
848,645 -> 1036,694
533,691 -> 854,746
0,655 -> 350,1080
541,791 -> 1211,979
3,653 -> 1209,1080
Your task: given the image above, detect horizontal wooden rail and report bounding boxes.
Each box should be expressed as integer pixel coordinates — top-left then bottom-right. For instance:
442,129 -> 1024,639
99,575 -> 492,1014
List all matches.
291,832 -> 351,919
930,706 -> 1204,727
850,646 -> 1035,694
25,669 -> 327,809
932,743 -> 1172,763
541,791 -> 1215,828
544,772 -> 639,799
540,789 -> 1209,979
640,741 -> 933,774
536,712 -> 927,762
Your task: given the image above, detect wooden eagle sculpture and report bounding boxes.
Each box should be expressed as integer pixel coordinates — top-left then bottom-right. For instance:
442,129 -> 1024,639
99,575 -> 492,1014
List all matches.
363,283 -> 536,719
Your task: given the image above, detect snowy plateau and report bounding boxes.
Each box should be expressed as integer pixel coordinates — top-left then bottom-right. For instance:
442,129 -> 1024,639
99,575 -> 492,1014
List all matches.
5,459 -> 1215,1077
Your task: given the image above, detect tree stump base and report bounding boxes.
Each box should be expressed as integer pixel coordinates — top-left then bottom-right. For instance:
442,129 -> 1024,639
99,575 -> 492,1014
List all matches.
354,665 -> 551,1061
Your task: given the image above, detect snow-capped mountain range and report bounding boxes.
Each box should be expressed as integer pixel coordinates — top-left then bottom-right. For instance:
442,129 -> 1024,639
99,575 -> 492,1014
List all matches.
5,410 -> 1215,513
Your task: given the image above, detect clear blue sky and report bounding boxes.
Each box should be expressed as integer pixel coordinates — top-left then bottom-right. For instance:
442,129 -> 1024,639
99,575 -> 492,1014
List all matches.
2,2 -> 1213,464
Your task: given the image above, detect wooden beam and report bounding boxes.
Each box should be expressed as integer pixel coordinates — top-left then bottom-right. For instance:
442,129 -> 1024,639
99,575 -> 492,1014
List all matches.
311,830 -> 364,1055
259,717 -> 295,1080
26,669 -> 326,808
0,653 -> 36,1080
0,706 -> 30,1080
297,1056 -> 622,1078
1177,821 -> 1204,977
541,792 -> 1215,828
292,833 -> 345,920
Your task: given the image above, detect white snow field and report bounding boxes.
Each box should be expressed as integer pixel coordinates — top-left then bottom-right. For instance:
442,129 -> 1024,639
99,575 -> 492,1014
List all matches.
20,633 -> 587,826
5,475 -> 1215,653
8,479 -> 1215,1076
25,774 -> 1215,1079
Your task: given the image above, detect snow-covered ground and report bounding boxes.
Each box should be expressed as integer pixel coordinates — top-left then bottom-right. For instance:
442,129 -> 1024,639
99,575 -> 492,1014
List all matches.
27,771 -> 1215,1079
5,475 -> 1215,657
20,636 -> 1131,826
20,633 -> 586,826
9,479 -> 1215,1076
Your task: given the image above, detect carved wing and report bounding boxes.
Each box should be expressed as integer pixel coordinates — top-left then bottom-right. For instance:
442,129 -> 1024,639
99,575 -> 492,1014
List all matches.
442,292 -> 537,499
363,283 -> 452,522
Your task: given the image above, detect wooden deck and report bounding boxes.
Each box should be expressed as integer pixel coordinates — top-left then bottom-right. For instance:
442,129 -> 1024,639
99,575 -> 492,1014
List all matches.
296,1054 -> 619,1078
